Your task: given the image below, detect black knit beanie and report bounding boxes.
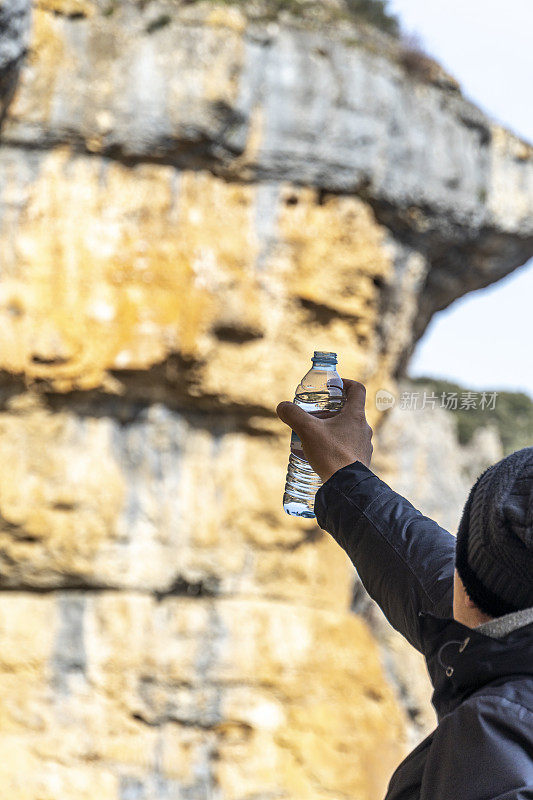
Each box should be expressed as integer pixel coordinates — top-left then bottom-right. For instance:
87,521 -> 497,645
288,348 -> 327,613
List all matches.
455,446 -> 533,618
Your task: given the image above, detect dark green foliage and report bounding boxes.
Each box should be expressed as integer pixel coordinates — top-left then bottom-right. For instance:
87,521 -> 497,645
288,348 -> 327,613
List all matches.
344,0 -> 399,35
407,376 -> 533,456
146,13 -> 172,32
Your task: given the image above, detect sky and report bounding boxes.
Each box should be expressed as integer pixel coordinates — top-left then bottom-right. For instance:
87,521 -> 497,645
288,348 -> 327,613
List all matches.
387,0 -> 533,398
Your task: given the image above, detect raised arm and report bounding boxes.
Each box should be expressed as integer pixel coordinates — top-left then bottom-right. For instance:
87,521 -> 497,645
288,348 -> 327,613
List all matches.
276,378 -> 456,654
314,460 -> 456,653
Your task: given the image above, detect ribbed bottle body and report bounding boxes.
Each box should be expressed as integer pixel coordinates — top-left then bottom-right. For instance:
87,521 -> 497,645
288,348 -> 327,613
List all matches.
283,353 -> 345,518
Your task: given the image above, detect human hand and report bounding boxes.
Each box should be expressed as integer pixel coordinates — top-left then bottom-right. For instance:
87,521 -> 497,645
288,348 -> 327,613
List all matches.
276,379 -> 373,483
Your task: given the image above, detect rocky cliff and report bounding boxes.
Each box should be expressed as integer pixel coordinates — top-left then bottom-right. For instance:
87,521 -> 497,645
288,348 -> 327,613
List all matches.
0,2 -> 532,798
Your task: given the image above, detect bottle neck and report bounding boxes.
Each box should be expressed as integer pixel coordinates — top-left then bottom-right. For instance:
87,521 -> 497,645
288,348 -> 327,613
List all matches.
312,362 -> 337,370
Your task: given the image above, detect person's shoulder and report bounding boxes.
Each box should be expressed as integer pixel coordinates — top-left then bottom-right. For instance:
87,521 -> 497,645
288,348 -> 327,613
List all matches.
433,690 -> 533,760
425,688 -> 533,797
438,688 -> 533,750
467,681 -> 533,720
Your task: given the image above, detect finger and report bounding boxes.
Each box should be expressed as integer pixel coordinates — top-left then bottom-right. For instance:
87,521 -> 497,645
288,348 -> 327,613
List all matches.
276,401 -> 319,438
341,379 -> 367,414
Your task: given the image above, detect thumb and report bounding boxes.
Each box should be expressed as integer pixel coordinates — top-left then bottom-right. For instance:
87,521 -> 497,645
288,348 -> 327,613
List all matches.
276,401 -> 317,438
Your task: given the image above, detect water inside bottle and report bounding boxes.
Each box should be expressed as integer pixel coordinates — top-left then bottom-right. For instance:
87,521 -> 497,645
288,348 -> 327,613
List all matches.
290,391 -> 345,457
284,388 -> 346,518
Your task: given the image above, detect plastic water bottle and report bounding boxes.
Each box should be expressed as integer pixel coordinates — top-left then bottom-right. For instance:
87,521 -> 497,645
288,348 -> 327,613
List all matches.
283,351 -> 346,518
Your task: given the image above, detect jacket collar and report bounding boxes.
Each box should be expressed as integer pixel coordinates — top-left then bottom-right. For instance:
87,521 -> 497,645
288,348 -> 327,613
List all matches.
418,610 -> 533,720
475,605 -> 533,638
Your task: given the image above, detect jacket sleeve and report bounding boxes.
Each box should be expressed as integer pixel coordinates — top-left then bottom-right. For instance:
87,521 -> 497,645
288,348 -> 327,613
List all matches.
314,460 -> 456,654
420,695 -> 533,799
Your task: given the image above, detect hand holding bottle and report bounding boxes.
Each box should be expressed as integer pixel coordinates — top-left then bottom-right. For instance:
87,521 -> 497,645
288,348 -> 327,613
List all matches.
277,378 -> 374,484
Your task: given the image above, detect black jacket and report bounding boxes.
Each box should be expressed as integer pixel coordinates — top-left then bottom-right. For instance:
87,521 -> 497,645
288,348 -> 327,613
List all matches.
314,461 -> 533,800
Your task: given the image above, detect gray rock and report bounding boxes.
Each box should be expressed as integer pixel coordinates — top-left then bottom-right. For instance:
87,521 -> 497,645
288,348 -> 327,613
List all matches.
0,0 -> 31,124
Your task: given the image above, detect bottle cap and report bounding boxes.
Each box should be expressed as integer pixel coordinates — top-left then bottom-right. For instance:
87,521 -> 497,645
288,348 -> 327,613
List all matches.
312,351 -> 337,365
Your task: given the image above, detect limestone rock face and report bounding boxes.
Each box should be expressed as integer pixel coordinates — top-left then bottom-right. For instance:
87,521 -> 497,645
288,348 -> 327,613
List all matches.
0,2 -> 532,798
373,387 -> 504,534
0,0 -> 31,122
